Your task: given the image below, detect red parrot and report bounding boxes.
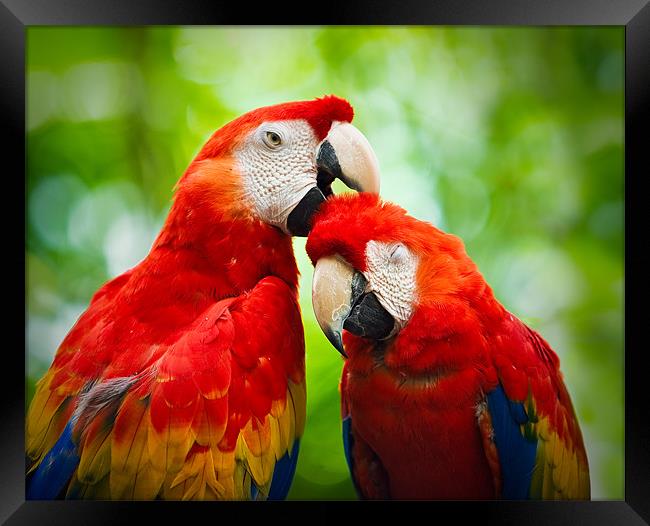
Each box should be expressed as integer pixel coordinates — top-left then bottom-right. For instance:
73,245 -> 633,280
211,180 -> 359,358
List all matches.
26,96 -> 380,500
306,193 -> 590,500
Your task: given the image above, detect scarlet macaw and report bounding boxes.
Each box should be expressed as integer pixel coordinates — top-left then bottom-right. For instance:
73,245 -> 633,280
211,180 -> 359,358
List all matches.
26,96 -> 380,500
307,192 -> 590,500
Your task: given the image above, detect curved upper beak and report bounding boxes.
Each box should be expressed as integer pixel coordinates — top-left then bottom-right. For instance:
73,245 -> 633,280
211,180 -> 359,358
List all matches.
312,255 -> 395,357
316,121 -> 381,197
311,256 -> 355,356
286,122 -> 380,237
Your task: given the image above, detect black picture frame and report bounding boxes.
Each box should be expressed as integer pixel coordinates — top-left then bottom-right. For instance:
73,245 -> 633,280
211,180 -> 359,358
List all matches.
3,1 -> 647,524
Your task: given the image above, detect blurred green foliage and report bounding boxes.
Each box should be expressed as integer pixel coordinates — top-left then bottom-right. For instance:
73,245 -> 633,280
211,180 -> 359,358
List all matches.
26,27 -> 623,500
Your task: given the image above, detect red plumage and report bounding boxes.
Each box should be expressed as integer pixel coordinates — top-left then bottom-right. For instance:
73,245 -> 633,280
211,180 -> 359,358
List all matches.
307,193 -> 590,500
26,96 -> 350,499
195,95 -> 353,161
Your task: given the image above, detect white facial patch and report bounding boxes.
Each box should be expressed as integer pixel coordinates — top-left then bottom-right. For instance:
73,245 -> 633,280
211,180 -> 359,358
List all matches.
235,119 -> 321,233
364,240 -> 418,329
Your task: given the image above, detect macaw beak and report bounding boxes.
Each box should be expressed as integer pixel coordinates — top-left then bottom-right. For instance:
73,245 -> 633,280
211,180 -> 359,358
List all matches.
287,122 -> 380,237
311,255 -> 395,357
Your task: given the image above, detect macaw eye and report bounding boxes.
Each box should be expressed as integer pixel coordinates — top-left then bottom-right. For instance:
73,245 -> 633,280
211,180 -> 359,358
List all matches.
389,243 -> 409,264
264,131 -> 283,148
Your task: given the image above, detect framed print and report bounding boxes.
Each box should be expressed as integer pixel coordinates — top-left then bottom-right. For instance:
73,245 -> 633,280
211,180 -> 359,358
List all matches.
2,0 -> 648,524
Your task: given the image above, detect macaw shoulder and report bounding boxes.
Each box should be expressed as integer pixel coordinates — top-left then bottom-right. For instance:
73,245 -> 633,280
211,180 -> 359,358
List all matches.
485,313 -> 587,475
233,276 -> 301,315
487,314 -> 563,404
148,274 -> 303,386
229,276 -> 303,352
227,276 -> 305,381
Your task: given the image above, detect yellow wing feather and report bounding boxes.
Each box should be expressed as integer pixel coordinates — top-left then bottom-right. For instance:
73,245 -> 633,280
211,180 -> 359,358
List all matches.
528,412 -> 590,499
97,381 -> 303,500
26,372 -> 75,468
27,289 -> 305,501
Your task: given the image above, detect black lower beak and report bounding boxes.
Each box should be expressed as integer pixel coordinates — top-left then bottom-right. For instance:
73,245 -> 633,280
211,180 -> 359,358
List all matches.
288,135 -> 377,237
343,291 -> 395,341
286,140 -> 342,237
286,187 -> 326,237
316,140 -> 342,198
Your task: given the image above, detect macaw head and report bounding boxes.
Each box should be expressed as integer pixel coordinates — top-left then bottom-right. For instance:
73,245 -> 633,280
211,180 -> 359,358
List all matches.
177,95 -> 380,236
306,193 -> 486,357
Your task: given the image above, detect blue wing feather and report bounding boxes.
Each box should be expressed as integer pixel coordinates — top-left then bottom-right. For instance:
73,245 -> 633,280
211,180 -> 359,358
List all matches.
342,415 -> 365,498
266,439 -> 301,500
342,416 -> 354,475
27,422 -> 79,500
486,384 -> 537,499
33,417 -> 299,501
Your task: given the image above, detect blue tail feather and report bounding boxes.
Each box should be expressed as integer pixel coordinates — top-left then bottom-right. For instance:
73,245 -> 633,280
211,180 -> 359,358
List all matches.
27,422 -> 79,500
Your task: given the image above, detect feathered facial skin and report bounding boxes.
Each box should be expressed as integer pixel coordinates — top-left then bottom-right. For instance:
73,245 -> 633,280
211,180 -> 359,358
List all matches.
306,192 -> 478,361
307,194 -> 476,365
178,95 -> 380,237
306,193 -> 590,500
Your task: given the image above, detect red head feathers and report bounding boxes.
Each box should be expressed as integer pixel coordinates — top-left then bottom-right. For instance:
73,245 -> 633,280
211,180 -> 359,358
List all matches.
195,95 -> 354,161
306,192 -> 490,308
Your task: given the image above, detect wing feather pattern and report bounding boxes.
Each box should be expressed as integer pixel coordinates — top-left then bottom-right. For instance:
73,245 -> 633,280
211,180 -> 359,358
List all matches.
479,321 -> 590,500
26,276 -> 305,500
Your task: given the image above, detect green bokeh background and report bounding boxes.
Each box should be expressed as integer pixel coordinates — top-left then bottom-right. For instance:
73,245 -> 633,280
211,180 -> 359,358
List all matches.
26,27 -> 624,500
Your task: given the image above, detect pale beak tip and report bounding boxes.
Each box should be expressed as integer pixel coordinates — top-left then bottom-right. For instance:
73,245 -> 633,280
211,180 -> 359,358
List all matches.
325,327 -> 347,358
322,122 -> 381,196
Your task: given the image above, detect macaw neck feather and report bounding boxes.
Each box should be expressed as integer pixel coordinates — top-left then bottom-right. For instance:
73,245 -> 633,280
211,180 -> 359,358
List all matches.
122,185 -> 298,313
